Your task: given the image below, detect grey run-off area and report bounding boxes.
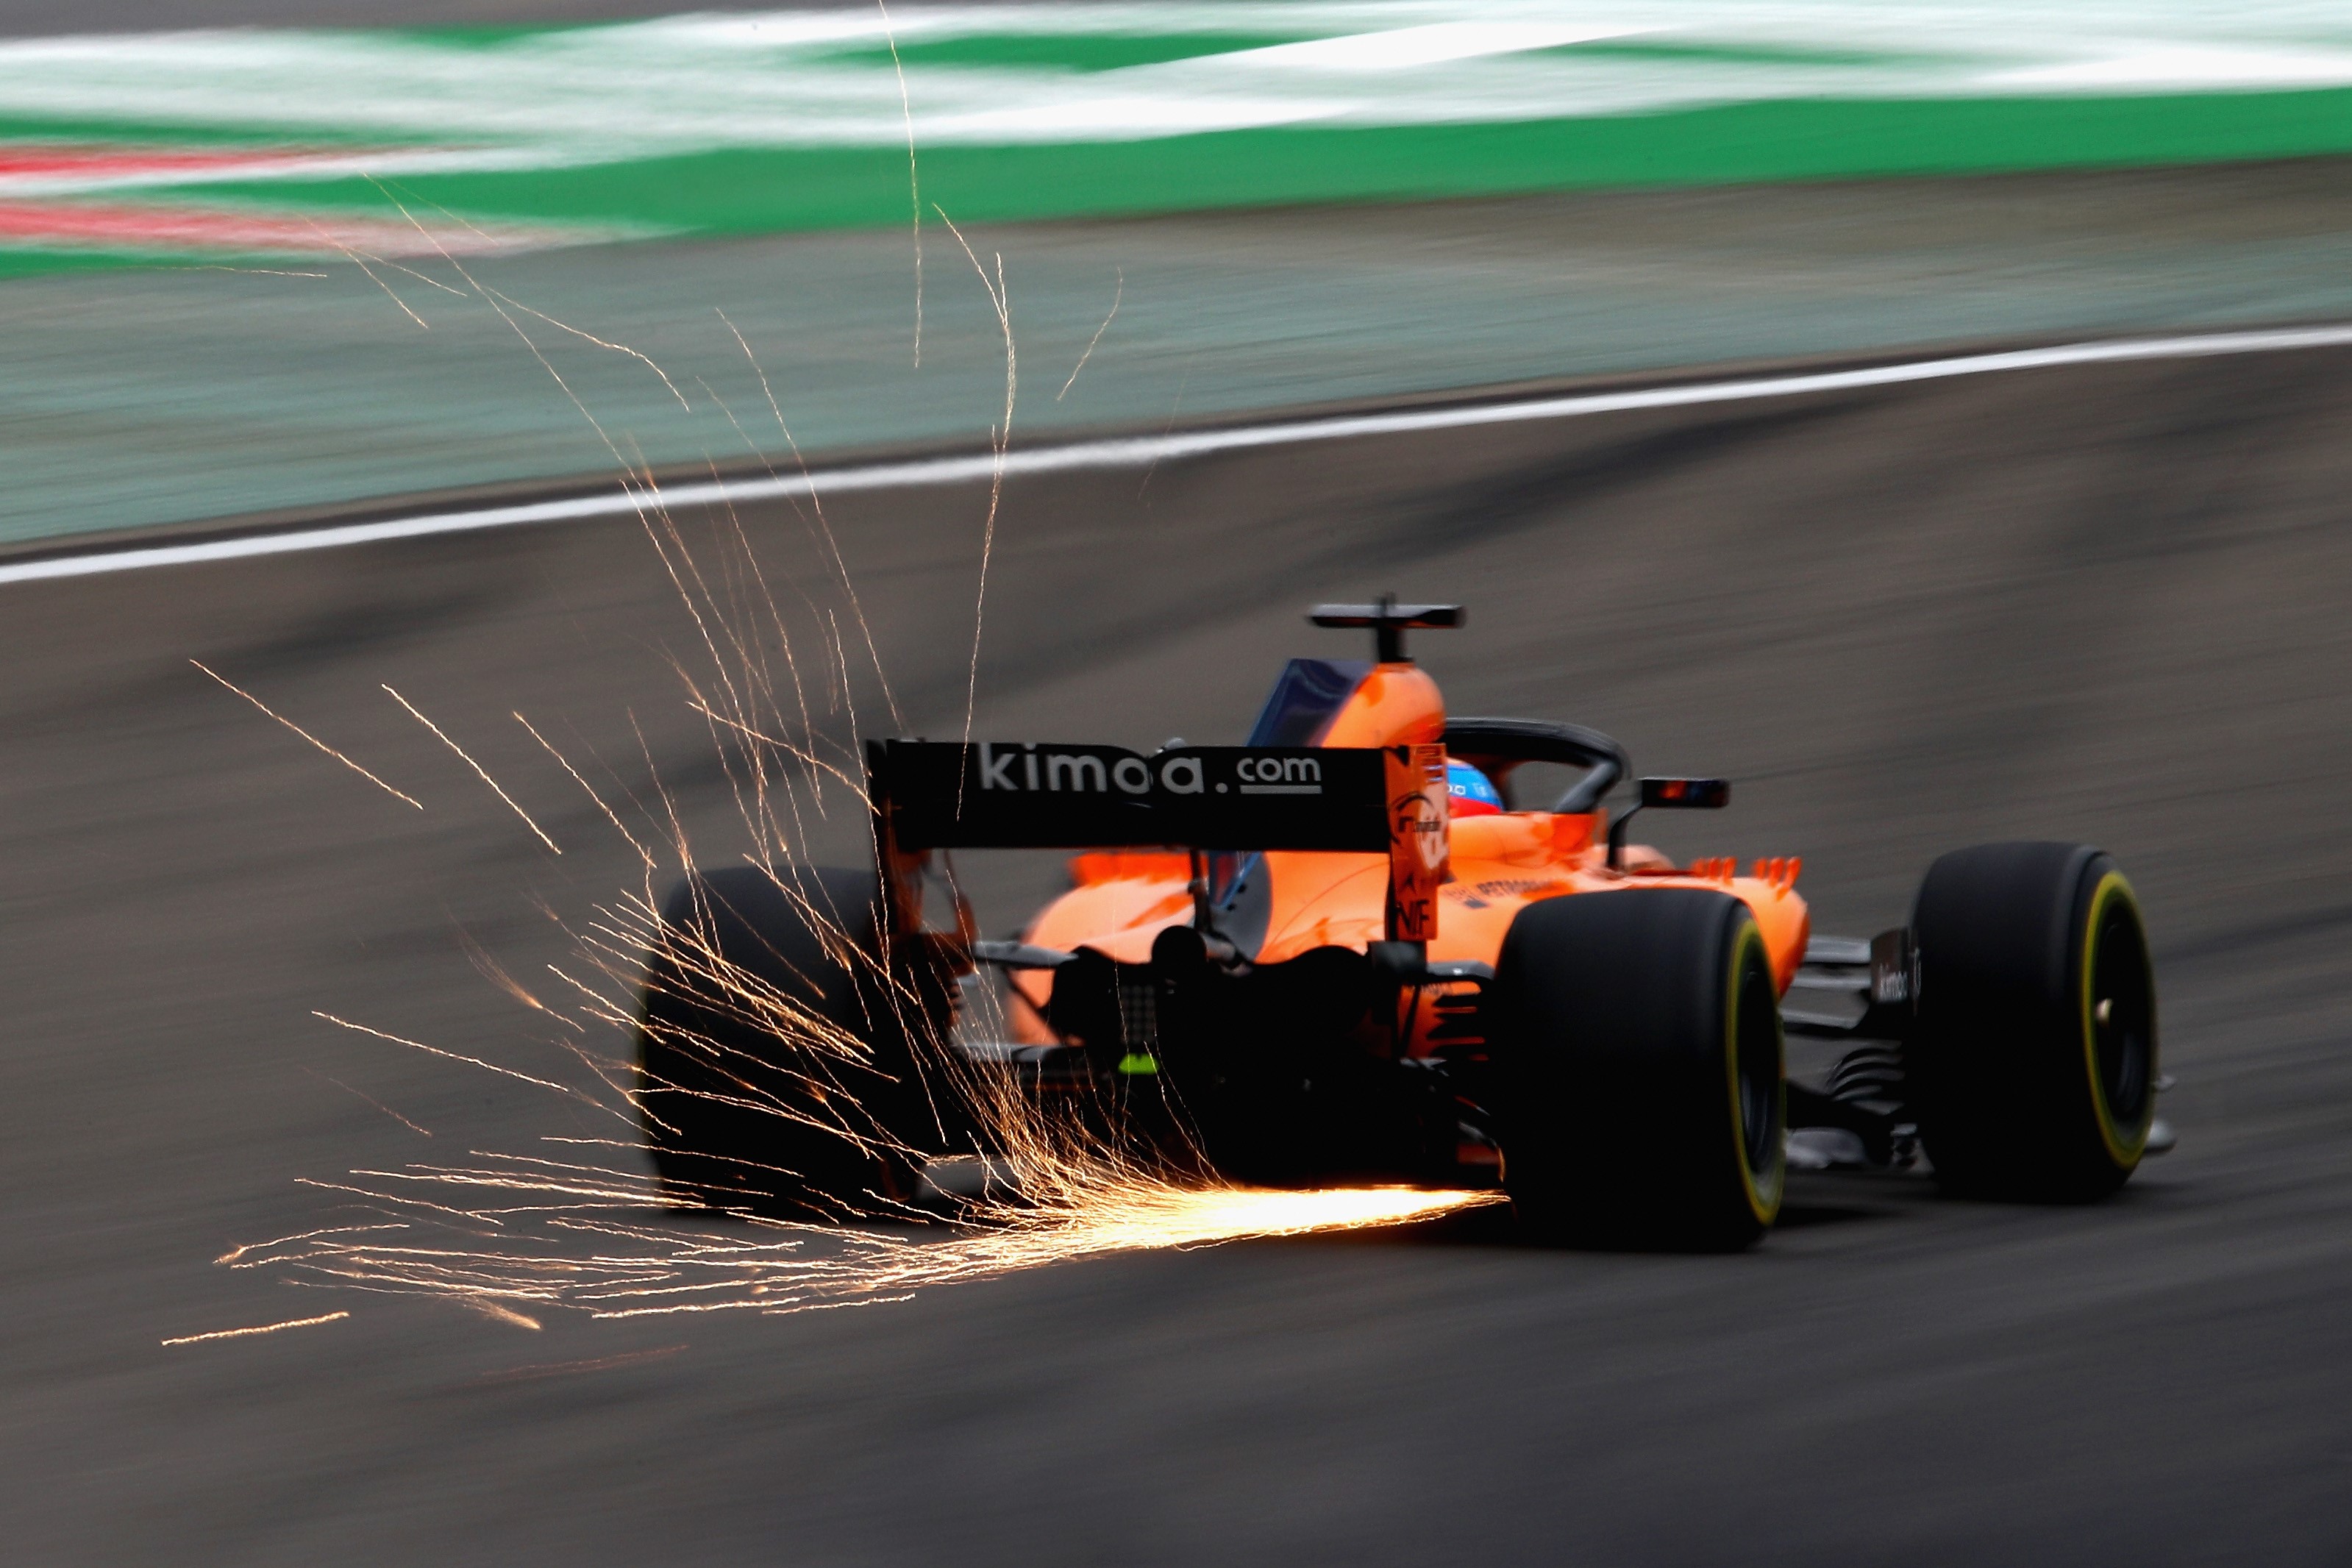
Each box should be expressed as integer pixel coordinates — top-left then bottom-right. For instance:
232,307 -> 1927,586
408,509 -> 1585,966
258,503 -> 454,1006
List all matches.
3,333 -> 2351,1561
12,160 -> 2352,546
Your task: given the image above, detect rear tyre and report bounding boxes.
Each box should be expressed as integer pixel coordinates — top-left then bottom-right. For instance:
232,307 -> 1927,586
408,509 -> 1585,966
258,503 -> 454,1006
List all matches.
635,865 -> 944,1220
1908,842 -> 2157,1201
1492,889 -> 1785,1250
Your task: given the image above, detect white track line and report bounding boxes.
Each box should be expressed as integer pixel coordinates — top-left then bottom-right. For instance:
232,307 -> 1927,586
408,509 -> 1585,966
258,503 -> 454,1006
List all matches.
8,321 -> 2352,588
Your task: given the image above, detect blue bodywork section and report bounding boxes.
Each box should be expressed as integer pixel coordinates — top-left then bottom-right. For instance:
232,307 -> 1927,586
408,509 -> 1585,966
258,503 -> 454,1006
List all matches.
1214,659 -> 1375,939
1246,658 -> 1372,748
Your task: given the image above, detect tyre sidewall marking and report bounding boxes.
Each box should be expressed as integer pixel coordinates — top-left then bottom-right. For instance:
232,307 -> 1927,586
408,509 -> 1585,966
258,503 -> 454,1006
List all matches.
2079,870 -> 2151,1168
1725,916 -> 1785,1225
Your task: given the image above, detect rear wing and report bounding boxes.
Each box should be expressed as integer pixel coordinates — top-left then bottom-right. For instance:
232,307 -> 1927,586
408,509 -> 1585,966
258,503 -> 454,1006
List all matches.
865,738 -> 1450,945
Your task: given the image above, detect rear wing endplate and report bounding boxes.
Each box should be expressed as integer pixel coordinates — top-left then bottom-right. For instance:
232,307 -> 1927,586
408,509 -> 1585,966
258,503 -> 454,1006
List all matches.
866,738 -> 1449,944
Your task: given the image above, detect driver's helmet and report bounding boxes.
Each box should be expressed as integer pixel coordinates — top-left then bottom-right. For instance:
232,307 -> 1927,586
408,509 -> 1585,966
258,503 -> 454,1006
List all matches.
1444,758 -> 1505,818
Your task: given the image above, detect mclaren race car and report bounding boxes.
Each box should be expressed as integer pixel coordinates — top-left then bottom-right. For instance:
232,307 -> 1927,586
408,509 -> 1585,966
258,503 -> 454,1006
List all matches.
637,601 -> 2167,1247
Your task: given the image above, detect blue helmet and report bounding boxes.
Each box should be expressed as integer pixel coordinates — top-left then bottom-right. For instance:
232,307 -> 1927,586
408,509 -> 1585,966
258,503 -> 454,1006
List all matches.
1444,758 -> 1504,818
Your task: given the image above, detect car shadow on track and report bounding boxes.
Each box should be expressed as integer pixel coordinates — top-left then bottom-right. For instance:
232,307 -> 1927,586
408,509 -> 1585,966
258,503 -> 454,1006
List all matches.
1277,1169 -> 1956,1254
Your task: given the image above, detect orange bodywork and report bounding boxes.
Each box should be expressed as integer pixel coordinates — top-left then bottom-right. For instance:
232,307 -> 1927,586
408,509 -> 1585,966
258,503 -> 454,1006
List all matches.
1008,660 -> 1810,1049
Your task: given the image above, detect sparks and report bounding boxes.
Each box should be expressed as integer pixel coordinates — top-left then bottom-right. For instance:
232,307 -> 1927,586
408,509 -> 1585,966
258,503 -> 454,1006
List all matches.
1058,268 -> 1122,401
243,810 -> 1501,1325
163,1310 -> 350,1347
382,685 -> 560,853
460,1297 -> 544,1330
303,1066 -> 433,1137
932,207 -> 1014,774
230,1166 -> 1498,1322
191,660 -> 422,808
196,184 -> 1498,1344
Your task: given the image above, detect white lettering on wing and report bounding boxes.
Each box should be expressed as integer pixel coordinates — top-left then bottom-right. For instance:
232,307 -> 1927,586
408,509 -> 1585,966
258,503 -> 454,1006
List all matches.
979,743 -> 1019,791
1238,754 -> 1324,785
1046,753 -> 1107,792
1161,756 -> 1204,794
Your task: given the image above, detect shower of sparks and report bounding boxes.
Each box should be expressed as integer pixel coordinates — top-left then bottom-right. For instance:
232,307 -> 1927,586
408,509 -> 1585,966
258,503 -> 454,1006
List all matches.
312,1011 -> 611,1111
239,831 -> 1504,1323
191,660 -> 423,808
513,711 -> 658,869
230,1157 -> 1497,1321
1058,268 -> 1121,400
163,1310 -> 349,1347
382,685 -> 561,853
196,173 -> 1501,1341
932,206 -> 1013,760
320,221 -> 431,329
481,284 -> 694,411
461,1297 -> 544,1330
304,1066 -> 434,1137
716,307 -> 905,732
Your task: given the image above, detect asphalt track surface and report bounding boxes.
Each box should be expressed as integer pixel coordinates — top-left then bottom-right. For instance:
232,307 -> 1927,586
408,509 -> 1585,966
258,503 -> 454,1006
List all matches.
7,341 -> 2352,1564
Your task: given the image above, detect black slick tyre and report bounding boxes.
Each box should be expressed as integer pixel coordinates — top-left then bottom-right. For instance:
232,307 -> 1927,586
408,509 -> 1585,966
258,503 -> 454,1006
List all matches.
1908,841 -> 2157,1201
635,865 -> 944,1220
1491,888 -> 1786,1250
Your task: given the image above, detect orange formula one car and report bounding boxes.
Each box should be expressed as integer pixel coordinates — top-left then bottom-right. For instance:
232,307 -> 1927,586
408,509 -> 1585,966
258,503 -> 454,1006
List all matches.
638,602 -> 2169,1247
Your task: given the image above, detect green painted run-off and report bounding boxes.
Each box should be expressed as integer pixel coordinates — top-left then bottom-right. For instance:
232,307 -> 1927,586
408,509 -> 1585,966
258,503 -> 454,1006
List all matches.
167,90 -> 2352,240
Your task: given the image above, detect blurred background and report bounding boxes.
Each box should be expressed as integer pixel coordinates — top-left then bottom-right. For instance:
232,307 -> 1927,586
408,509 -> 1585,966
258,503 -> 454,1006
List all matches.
4,3 -> 2351,1563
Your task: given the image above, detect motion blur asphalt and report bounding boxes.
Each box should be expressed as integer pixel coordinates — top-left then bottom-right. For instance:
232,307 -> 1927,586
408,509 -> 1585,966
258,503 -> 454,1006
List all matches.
3,339 -> 2351,1562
